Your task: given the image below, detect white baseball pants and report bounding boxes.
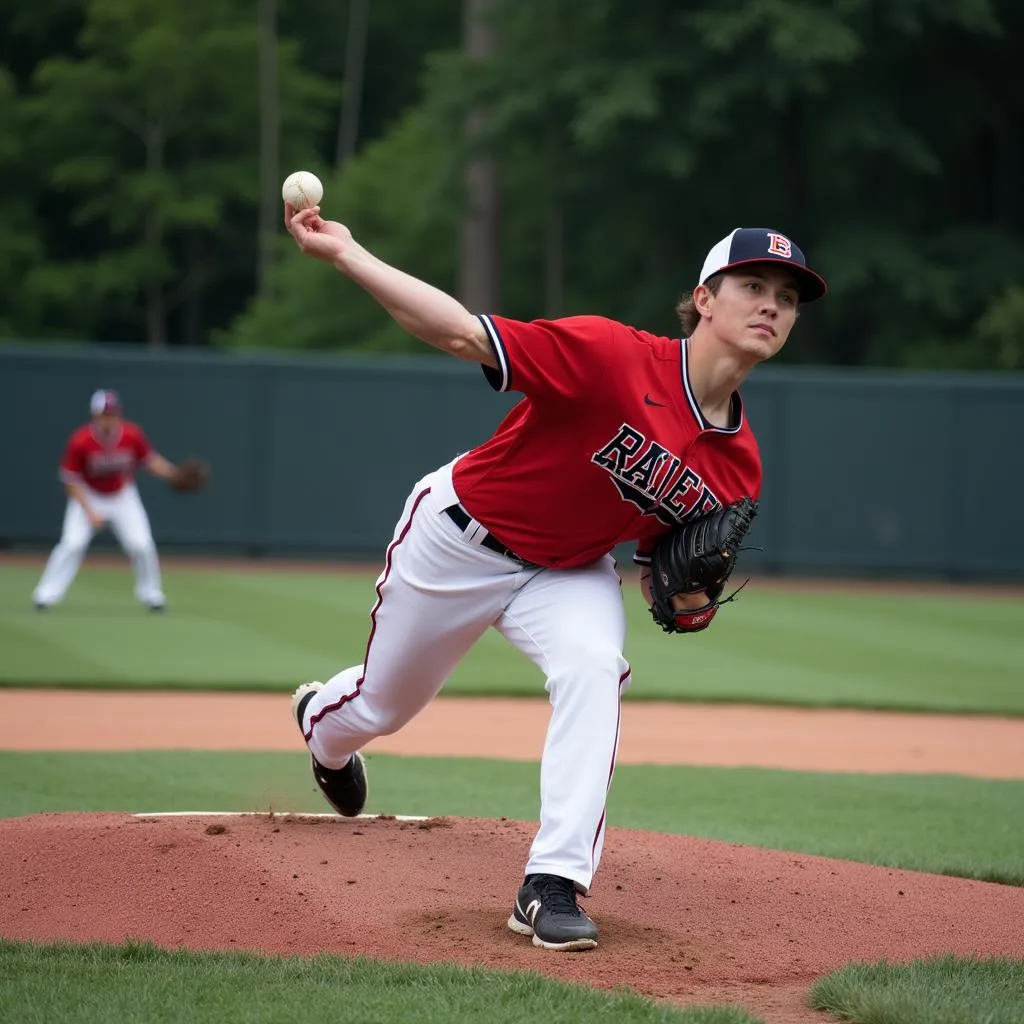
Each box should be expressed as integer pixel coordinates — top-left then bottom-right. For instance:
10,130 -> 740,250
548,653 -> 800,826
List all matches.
33,483 -> 165,608
299,459 -> 632,894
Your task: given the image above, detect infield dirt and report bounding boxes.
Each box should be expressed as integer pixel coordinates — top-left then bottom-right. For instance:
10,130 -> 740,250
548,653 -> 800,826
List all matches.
1,690 -> 1022,1024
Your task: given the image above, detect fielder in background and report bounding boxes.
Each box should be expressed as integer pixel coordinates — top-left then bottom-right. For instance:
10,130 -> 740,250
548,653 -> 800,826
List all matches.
33,389 -> 201,612
285,200 -> 826,952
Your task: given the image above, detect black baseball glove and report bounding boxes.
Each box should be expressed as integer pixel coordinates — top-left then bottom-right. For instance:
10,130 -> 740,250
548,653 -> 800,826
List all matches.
648,497 -> 758,634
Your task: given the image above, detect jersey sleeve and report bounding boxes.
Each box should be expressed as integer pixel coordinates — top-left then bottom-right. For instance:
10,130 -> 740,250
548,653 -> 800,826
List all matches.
128,424 -> 153,463
633,524 -> 668,566
477,314 -> 618,400
59,433 -> 85,482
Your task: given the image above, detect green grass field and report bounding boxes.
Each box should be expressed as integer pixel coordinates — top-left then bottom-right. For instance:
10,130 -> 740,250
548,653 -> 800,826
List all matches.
2,561 -> 1023,713
4,557 -> 1023,1023
810,954 -> 1024,1024
3,751 -> 1022,884
3,941 -> 1020,1024
0,940 -> 761,1024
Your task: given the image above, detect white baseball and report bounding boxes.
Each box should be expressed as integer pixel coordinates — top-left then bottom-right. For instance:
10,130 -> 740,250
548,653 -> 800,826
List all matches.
282,171 -> 324,211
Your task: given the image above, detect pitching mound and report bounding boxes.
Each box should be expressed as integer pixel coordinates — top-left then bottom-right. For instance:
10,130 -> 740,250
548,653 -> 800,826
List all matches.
2,813 -> 1021,1024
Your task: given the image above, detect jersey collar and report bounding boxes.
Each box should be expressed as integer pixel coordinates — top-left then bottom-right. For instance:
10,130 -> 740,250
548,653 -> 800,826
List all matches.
90,423 -> 124,447
679,339 -> 744,435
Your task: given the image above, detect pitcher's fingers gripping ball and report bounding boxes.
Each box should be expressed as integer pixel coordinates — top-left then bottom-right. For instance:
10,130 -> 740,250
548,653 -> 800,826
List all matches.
648,497 -> 759,633
281,170 -> 324,211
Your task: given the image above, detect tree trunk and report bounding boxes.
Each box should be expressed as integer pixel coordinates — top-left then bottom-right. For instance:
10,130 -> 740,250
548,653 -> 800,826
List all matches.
458,0 -> 500,314
144,121 -> 167,349
993,118 -> 1019,231
258,0 -> 280,299
780,98 -> 807,248
181,233 -> 205,346
543,118 -> 564,318
335,0 -> 371,171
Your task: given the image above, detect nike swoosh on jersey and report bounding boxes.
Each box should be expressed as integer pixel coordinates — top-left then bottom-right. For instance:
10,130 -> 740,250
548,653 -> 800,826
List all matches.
644,394 -> 668,407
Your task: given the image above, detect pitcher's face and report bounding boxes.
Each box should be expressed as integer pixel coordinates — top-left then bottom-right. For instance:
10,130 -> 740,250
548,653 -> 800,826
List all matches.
704,266 -> 800,360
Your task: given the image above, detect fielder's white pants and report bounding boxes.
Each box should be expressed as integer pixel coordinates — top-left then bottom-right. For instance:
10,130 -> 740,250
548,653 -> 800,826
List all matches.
299,459 -> 631,894
33,483 -> 165,608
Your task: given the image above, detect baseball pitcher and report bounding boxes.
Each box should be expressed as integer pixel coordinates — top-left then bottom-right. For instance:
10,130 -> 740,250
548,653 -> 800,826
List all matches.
285,206 -> 826,951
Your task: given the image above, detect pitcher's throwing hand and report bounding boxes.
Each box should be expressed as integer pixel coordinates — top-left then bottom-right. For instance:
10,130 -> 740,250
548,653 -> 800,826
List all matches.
284,204 -> 354,264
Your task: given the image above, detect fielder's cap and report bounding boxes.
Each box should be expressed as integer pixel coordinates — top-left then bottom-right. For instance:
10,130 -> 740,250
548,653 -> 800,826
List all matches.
699,227 -> 827,303
90,389 -> 122,416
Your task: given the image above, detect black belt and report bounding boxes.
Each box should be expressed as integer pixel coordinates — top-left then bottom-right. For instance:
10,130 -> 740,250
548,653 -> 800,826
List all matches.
444,504 -> 526,563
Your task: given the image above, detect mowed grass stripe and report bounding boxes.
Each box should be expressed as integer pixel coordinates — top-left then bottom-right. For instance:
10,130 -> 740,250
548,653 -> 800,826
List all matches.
810,954 -> 1024,1024
2,563 -> 1022,712
1,565 -> 348,685
724,594 -> 1022,696
0,939 -> 762,1024
1,751 -> 1021,884
0,621 -> 103,683
1,612 -> 333,688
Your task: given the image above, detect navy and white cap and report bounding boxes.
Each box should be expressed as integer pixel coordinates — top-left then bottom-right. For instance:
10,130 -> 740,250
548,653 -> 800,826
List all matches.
90,389 -> 122,416
699,228 -> 827,302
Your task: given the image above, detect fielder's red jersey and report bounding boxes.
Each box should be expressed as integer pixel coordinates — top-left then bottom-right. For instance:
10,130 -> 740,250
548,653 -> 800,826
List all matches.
451,315 -> 763,569
59,422 -> 153,495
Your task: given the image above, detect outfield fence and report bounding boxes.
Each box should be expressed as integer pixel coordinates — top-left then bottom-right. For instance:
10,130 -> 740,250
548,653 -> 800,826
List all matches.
2,342 -> 1022,581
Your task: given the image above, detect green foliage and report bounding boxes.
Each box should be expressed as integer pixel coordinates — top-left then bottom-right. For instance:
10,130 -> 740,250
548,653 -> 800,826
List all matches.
218,106 -> 461,352
810,954 -> 1024,1024
906,283 -> 1024,370
0,939 -> 763,1024
18,0 -> 335,344
973,286 -> 1024,369
394,0 -> 1024,357
1,0 -> 1024,364
0,68 -> 45,335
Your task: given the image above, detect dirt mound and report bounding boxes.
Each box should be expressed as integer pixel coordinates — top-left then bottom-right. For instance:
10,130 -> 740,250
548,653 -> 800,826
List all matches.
2,813 -> 1022,1024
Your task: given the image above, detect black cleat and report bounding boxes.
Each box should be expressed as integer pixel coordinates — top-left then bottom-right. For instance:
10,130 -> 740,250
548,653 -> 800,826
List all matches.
291,682 -> 368,817
507,873 -> 599,951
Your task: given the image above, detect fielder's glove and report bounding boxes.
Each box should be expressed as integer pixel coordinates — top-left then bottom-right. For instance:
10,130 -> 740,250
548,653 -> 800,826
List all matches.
648,497 -> 758,634
168,457 -> 211,493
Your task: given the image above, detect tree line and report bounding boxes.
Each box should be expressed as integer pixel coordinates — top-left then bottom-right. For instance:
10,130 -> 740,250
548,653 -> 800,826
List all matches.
2,0 -> 1023,368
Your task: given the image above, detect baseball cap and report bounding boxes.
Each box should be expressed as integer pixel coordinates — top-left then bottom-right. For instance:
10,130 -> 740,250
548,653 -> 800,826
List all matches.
699,228 -> 827,302
90,389 -> 122,416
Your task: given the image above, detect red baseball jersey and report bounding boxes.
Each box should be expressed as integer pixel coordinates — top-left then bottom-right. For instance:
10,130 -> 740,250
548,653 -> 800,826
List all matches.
452,315 -> 763,569
59,422 -> 153,494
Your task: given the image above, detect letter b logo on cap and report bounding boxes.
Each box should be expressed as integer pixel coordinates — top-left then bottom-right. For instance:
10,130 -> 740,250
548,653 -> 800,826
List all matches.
766,233 -> 792,258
